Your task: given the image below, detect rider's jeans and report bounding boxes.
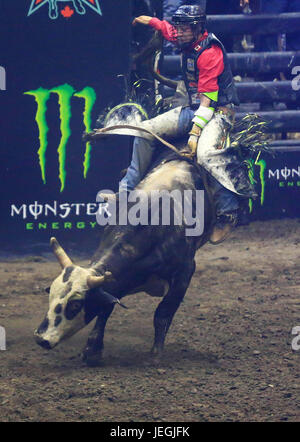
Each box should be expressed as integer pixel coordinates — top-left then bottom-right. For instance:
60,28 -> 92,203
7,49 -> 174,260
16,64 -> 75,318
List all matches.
119,107 -> 239,216
119,136 -> 156,193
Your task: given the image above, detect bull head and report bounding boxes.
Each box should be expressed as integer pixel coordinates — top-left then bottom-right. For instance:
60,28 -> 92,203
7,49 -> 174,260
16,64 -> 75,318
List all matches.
34,237 -> 122,350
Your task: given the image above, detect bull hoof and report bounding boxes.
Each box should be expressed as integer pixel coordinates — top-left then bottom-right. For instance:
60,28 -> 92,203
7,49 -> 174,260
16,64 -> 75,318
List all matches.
150,346 -> 163,365
82,349 -> 103,367
151,344 -> 163,356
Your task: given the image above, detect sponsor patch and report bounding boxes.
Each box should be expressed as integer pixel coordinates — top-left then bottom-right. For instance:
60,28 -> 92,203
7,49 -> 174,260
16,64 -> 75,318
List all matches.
187,58 -> 195,71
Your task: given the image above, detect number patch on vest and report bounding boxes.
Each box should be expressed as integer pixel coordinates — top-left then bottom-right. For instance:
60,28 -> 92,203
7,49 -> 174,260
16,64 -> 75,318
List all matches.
186,72 -> 195,81
187,58 -> 195,71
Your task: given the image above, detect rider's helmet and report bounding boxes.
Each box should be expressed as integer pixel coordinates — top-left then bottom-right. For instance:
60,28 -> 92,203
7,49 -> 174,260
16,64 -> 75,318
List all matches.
171,4 -> 207,48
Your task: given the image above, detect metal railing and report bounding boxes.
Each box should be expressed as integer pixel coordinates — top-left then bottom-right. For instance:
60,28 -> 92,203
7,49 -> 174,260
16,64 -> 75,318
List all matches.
161,12 -> 300,150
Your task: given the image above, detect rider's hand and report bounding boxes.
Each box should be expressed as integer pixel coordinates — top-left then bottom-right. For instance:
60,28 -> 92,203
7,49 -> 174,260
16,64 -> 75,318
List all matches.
132,16 -> 153,26
187,124 -> 202,156
240,0 -> 249,8
187,135 -> 199,156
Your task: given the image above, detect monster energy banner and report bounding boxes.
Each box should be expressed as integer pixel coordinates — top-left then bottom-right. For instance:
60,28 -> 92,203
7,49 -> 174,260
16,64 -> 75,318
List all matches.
0,0 -> 132,247
249,150 -> 300,220
0,2 -> 299,249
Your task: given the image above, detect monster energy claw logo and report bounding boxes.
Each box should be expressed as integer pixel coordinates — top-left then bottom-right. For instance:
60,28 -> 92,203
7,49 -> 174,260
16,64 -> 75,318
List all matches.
25,84 -> 96,192
28,1 -> 102,20
248,158 -> 266,212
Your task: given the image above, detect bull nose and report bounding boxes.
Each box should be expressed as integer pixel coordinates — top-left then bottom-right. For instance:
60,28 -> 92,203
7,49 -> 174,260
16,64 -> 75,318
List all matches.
35,335 -> 52,350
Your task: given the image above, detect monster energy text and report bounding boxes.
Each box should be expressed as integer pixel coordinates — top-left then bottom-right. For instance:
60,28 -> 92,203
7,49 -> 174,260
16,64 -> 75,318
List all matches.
25,221 -> 99,231
268,166 -> 300,181
11,201 -> 109,220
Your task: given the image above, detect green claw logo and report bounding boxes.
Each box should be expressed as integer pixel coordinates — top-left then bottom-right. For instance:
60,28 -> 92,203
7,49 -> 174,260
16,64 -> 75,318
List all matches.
25,84 -> 96,192
247,158 -> 266,212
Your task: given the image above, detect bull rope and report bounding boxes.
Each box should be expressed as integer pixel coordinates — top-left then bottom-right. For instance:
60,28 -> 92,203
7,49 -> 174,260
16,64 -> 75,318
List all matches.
88,124 -> 189,157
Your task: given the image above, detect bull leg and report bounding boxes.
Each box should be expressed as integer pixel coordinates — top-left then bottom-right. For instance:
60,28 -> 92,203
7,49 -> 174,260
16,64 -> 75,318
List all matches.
73,0 -> 85,14
151,259 -> 196,358
82,305 -> 114,366
49,0 -> 58,19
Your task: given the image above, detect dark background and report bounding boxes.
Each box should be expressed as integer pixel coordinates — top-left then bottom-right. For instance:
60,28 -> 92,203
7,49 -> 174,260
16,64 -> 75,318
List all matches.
250,151 -> 300,219
0,1 -> 299,251
0,0 -> 133,248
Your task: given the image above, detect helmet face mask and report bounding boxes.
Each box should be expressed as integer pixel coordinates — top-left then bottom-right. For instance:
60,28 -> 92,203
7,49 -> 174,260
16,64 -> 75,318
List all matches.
173,24 -> 195,48
172,5 -> 206,48
173,22 -> 204,48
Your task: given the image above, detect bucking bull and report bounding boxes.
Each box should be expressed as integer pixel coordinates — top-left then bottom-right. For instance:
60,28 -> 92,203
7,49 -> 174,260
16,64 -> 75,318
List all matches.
34,26 -> 268,365
35,144 -> 214,366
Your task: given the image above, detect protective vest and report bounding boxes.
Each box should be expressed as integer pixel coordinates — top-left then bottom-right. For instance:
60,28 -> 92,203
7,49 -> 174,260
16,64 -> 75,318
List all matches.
181,33 -> 240,108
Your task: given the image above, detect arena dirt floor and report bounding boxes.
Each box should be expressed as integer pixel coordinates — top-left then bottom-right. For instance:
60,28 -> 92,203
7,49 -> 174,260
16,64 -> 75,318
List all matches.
0,218 -> 299,422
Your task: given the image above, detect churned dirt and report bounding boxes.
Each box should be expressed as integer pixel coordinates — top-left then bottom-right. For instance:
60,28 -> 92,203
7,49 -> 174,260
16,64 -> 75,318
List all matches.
0,218 -> 300,422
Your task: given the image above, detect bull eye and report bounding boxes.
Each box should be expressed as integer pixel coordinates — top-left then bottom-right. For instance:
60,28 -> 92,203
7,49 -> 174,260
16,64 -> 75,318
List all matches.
45,287 -> 50,294
65,299 -> 83,320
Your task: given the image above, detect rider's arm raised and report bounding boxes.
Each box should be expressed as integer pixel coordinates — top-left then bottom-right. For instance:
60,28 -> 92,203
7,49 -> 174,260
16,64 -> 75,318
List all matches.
133,16 -> 177,42
132,16 -> 153,26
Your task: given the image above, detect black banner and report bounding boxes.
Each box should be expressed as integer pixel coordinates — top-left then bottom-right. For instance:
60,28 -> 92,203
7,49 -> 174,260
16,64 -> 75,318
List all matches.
0,0 -> 132,247
249,150 -> 300,220
1,1 -> 299,251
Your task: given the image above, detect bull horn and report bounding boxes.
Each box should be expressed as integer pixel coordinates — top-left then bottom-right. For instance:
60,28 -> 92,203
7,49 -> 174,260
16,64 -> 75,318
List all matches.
132,31 -> 163,64
132,30 -> 178,90
50,237 -> 73,269
151,69 -> 179,90
87,271 -> 113,289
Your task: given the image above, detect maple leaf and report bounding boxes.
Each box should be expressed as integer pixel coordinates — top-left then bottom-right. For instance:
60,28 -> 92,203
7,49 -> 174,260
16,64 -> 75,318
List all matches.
61,6 -> 74,18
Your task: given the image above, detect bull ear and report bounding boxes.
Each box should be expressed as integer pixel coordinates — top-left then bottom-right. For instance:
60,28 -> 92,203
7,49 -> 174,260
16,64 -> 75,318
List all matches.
50,237 -> 73,269
45,287 -> 50,294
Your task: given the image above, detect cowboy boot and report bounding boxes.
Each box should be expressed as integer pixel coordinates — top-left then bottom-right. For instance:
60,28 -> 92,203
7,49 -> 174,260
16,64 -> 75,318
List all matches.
210,210 -> 238,245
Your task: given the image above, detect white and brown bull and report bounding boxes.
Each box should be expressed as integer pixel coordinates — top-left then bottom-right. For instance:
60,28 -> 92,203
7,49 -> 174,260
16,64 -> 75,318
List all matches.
35,153 -> 213,366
